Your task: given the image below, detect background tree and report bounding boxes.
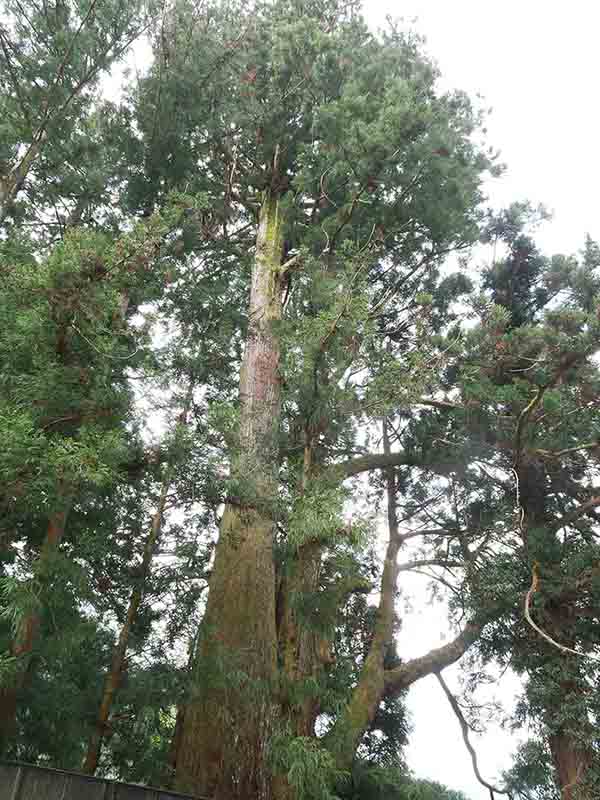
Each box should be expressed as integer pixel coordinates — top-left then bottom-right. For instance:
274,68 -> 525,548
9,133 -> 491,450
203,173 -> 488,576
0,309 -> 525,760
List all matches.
417,212 -> 600,799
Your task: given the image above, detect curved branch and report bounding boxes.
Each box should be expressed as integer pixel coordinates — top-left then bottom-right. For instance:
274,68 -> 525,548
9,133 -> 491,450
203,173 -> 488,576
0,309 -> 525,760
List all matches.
383,620 -> 483,696
435,671 -> 511,799
524,563 -> 600,663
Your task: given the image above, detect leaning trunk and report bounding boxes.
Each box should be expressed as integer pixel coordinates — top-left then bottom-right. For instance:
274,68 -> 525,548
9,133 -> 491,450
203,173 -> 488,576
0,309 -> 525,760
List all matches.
175,191 -> 285,799
324,420 -> 401,768
82,476 -> 172,774
325,420 -> 483,769
0,136 -> 43,226
0,502 -> 70,749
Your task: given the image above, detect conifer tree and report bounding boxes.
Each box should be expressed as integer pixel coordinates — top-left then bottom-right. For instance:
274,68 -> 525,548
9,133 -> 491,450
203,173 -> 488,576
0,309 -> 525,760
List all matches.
121,1 -> 495,796
420,210 -> 600,799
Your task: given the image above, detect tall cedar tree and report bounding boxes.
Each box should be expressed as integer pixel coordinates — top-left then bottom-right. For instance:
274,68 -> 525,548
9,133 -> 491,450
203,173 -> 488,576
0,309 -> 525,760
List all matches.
125,1 -> 494,797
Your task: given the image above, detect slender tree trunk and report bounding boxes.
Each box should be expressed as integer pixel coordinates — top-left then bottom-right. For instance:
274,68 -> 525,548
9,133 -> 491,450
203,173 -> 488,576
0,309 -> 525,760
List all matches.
324,419 -> 401,767
81,479 -> 172,774
83,386 -> 193,774
175,190 -> 285,800
0,501 -> 70,749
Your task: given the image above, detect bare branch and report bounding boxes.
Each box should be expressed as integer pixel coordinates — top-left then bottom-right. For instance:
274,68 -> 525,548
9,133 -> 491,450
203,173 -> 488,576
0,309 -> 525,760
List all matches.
435,671 -> 511,799
383,620 -> 483,696
396,558 -> 463,573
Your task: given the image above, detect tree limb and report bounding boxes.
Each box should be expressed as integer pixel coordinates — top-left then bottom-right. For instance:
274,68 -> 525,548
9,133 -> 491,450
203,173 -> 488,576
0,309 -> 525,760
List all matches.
383,620 -> 483,696
336,450 -> 421,479
551,496 -> 600,532
435,671 -> 511,799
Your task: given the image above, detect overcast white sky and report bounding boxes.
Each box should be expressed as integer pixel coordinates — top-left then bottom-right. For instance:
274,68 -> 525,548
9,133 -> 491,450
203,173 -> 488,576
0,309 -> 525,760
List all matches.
361,3 -> 600,798
369,1 -> 600,255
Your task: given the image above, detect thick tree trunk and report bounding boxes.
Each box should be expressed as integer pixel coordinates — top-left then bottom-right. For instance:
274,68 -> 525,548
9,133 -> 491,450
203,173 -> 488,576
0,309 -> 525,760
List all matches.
278,539 -> 326,737
549,729 -> 593,800
0,503 -> 70,750
82,477 -> 172,774
277,442 -> 332,743
543,614 -> 595,799
515,459 -> 596,799
175,191 -> 285,800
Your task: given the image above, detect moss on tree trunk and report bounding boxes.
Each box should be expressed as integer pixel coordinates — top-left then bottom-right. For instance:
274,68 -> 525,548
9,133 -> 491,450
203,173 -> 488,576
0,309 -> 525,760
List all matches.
175,191 -> 285,800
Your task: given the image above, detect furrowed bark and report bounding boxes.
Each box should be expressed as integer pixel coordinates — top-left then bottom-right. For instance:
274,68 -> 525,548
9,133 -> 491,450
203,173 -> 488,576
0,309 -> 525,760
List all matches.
274,537 -> 326,800
277,440 -> 334,748
549,726 -> 593,800
175,190 -> 285,800
541,614 -> 595,800
279,543 -> 326,737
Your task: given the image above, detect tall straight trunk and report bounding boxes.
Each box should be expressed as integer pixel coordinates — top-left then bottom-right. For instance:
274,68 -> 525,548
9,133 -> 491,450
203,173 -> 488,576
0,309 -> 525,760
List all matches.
175,190 -> 285,800
81,478 -> 172,774
0,500 -> 70,749
278,539 -> 326,737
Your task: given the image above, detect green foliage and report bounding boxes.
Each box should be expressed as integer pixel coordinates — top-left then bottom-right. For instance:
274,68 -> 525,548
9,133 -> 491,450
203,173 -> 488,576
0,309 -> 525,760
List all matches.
502,739 -> 559,800
270,733 -> 345,800
337,762 -> 469,800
